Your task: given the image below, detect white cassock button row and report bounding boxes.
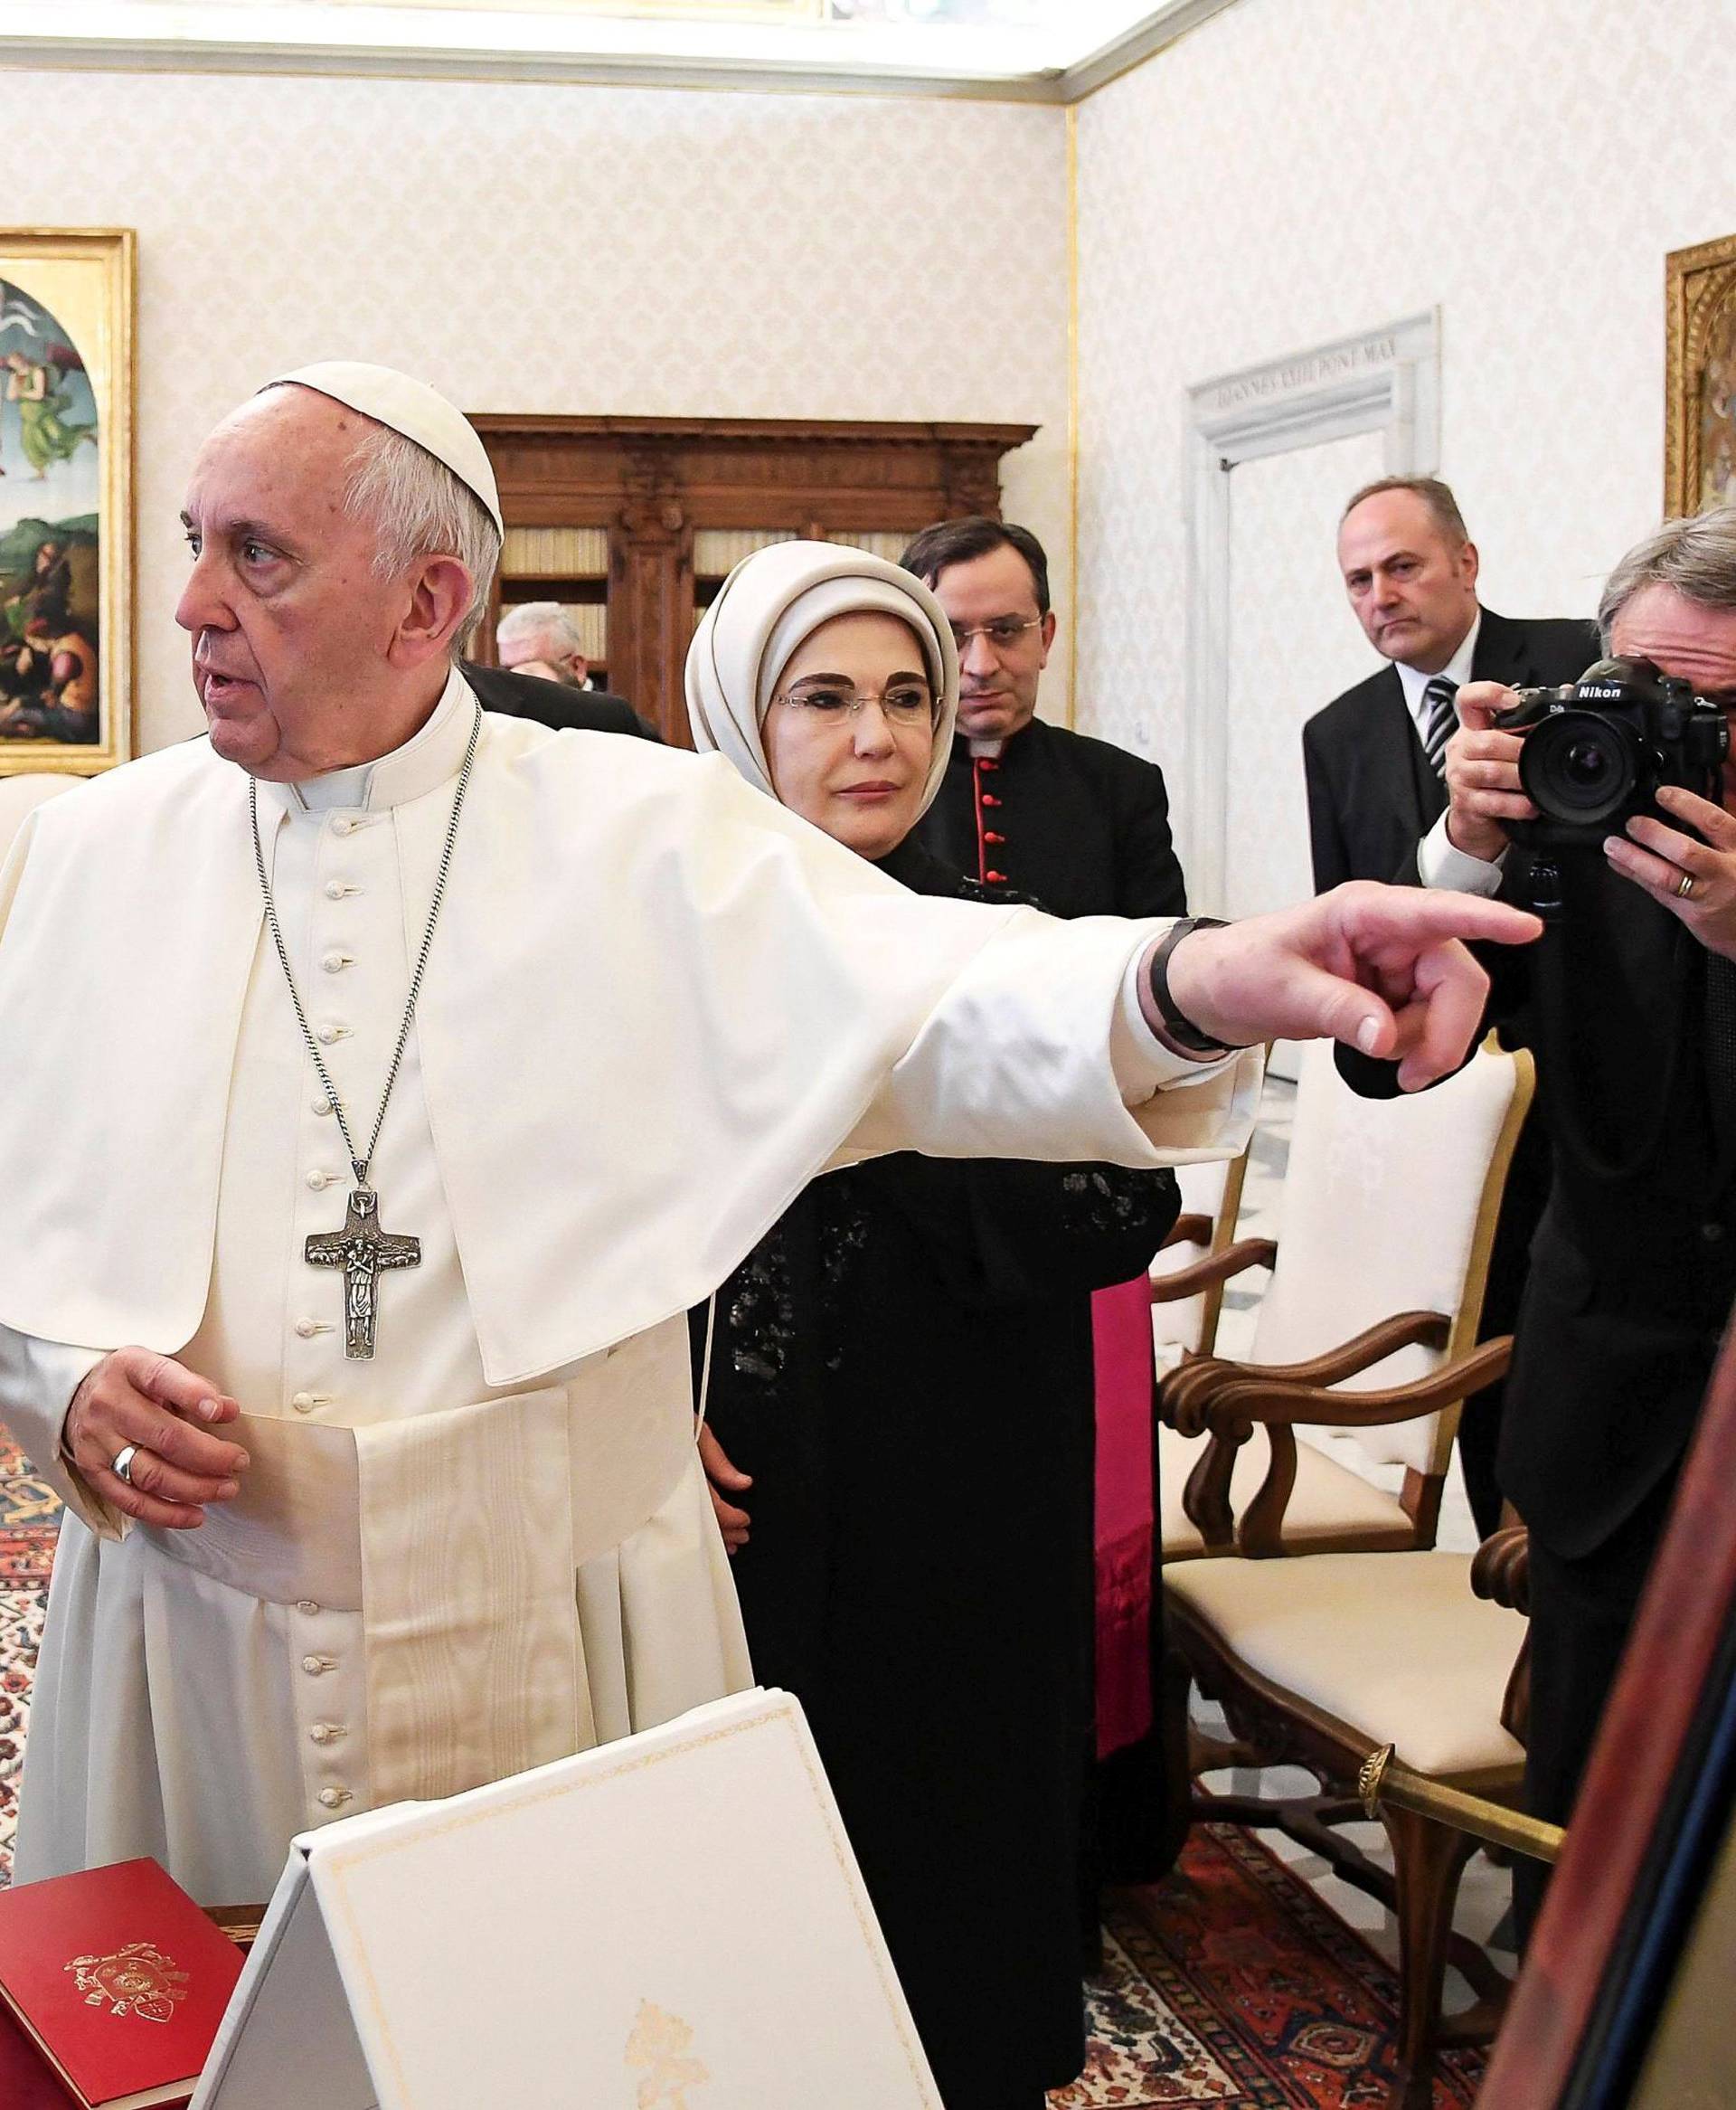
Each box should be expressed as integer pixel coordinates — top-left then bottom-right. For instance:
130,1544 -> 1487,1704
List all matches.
332,818 -> 354,837
295,1319 -> 319,1339
316,1023 -> 346,1046
309,1722 -> 345,1746
312,1095 -> 334,1117
297,1600 -> 321,1616
318,1786 -> 352,1810
324,880 -> 351,901
320,951 -> 353,974
301,1654 -> 335,1676
307,1169 -> 332,1191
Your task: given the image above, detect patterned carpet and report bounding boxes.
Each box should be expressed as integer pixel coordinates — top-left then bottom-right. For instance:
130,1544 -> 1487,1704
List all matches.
1066,1842 -> 1484,2107
0,1438 -> 56,1888
0,1438 -> 1481,2105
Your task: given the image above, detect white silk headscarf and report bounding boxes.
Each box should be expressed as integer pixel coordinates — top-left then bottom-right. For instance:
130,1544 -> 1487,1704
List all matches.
685,540 -> 960,821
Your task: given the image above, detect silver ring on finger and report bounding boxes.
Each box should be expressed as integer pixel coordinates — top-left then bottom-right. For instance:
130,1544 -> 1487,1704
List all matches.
1677,870 -> 1699,901
112,1443 -> 140,1485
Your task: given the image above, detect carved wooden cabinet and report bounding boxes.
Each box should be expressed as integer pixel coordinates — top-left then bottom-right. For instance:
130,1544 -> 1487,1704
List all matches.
470,416 -> 1037,744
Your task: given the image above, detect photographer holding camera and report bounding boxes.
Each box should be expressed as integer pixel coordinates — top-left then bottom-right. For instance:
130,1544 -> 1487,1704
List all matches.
1414,507 -> 1736,1930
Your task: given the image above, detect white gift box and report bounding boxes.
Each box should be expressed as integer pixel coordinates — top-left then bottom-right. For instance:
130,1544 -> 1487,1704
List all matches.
193,1689 -> 940,2109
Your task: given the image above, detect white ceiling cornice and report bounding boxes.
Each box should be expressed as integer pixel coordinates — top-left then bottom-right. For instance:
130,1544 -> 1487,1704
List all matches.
0,0 -> 1247,104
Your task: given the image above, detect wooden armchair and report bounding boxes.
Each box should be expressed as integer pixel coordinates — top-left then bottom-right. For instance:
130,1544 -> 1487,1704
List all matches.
1166,1507 -> 1533,2105
1154,1038 -> 1541,2103
1157,1036 -> 1535,1563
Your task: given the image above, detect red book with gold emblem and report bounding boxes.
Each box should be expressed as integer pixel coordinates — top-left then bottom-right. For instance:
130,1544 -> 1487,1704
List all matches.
0,1858 -> 245,2109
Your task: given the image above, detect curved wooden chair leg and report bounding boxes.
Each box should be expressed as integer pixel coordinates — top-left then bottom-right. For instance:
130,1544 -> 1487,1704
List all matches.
1153,1645 -> 1194,1878
1381,1803 -> 1478,2101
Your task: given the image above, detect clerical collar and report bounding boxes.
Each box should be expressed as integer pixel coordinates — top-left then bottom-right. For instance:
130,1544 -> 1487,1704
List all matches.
261,667 -> 477,818
967,737 -> 1005,760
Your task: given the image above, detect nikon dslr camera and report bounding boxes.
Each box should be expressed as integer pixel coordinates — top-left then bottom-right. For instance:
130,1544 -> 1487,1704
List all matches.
1491,655 -> 1729,849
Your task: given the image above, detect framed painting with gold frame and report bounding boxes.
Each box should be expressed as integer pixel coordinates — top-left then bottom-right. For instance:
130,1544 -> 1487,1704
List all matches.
0,229 -> 134,775
1665,231 -> 1736,519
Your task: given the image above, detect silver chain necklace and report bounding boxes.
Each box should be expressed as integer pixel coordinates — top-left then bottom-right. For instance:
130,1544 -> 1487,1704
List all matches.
248,703 -> 483,1360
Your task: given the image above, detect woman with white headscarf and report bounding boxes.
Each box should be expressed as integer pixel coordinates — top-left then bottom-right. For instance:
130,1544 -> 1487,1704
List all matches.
687,543 -> 1181,2110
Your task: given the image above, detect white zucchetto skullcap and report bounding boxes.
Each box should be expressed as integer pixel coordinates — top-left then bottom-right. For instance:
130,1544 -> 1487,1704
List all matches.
261,361 -> 504,535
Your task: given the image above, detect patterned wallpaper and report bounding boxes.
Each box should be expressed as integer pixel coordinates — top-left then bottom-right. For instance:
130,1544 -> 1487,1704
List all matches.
1075,0 -> 1736,864
4,72 -> 1067,751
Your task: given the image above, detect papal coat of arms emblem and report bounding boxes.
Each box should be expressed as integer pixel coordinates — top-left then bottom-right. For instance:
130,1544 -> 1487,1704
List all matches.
64,1941 -> 190,2023
624,1999 -> 710,2108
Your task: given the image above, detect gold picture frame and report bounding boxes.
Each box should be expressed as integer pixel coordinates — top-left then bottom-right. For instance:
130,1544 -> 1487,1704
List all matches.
0,228 -> 134,775
1665,231 -> 1736,520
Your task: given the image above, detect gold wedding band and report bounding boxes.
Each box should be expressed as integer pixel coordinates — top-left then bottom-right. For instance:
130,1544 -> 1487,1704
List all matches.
1677,871 -> 1698,902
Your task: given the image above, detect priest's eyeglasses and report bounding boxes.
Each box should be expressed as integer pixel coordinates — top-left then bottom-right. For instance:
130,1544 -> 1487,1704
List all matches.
770,681 -> 937,724
949,617 -> 1044,654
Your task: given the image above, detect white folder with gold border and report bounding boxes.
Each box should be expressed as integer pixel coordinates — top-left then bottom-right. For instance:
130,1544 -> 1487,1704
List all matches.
192,1689 -> 941,2108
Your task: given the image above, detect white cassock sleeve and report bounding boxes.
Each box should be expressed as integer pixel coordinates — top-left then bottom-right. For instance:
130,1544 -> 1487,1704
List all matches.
834,912 -> 1263,1171
0,1328 -> 121,1537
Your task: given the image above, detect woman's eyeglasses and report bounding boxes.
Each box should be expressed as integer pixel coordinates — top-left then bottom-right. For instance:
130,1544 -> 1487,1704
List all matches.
771,684 -> 936,724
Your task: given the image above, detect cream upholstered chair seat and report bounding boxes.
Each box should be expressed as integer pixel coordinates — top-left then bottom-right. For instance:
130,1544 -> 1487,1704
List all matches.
1167,1550 -> 1526,1783
1159,1424 -> 1414,1559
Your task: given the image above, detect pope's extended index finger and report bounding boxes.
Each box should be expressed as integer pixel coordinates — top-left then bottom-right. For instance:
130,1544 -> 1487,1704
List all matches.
1365,892 -> 1543,951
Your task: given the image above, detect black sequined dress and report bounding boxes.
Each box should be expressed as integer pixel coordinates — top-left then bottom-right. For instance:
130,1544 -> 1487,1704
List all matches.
690,836 -> 1178,2109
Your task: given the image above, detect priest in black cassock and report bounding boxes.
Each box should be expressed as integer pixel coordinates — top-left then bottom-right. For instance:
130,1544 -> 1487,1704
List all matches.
904,516 -> 1188,1906
903,516 -> 1185,919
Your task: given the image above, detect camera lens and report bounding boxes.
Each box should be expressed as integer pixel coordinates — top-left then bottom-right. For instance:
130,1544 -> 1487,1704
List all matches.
1519,710 -> 1639,827
1564,741 -> 1611,789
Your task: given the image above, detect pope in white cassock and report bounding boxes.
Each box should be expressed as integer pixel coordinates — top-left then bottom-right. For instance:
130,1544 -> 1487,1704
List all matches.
0,365 -> 1538,1906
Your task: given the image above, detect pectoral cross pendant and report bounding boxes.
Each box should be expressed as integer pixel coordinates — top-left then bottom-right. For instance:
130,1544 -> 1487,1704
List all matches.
304,1187 -> 421,1361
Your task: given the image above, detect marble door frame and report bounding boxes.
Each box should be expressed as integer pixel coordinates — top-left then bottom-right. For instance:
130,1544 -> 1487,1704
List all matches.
1183,310 -> 1440,909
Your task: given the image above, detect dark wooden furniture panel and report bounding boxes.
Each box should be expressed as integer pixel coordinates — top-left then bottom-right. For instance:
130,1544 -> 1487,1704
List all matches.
470,416 -> 1037,743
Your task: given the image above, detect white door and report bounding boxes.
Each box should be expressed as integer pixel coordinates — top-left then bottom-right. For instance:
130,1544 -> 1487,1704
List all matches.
1222,431 -> 1386,1074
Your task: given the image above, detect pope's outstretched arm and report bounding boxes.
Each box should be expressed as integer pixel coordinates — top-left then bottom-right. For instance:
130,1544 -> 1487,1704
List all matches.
1148,882 -> 1541,1091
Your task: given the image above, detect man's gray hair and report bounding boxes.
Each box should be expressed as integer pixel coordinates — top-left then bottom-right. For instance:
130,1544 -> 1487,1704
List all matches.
1340,474 -> 1470,548
496,600 -> 587,667
341,421 -> 502,654
1599,508 -> 1736,648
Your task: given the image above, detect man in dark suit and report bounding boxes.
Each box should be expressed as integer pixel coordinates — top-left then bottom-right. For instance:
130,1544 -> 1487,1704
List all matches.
486,600 -> 655,737
461,658 -> 657,741
1306,478 -> 1598,1535
901,517 -> 1186,919
1305,478 -> 1598,894
1363,506 -> 1736,1935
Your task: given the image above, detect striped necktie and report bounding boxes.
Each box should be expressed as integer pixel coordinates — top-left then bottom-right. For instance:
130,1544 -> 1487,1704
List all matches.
1421,676 -> 1458,780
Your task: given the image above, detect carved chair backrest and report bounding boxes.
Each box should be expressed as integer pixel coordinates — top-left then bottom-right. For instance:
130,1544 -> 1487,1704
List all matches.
1151,1149 -> 1250,1361
1252,1037 -> 1534,1479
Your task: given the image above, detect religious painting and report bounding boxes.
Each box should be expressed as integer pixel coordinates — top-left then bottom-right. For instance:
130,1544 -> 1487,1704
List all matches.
1665,231 -> 1736,519
0,230 -> 134,775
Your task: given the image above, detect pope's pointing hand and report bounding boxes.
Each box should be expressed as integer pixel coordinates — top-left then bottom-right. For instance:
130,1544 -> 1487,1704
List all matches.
64,1348 -> 249,1530
1157,882 -> 1543,1091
